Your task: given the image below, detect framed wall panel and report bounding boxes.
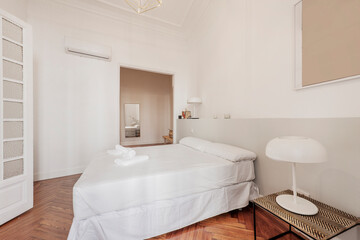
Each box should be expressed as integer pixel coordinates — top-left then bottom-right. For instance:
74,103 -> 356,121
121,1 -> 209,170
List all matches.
295,0 -> 360,89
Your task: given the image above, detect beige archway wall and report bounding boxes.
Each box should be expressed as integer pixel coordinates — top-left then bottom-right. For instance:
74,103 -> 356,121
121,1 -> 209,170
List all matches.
120,67 -> 173,146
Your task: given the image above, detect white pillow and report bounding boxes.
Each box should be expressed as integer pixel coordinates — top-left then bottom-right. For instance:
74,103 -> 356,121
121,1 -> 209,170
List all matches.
179,137 -> 211,152
203,143 -> 256,162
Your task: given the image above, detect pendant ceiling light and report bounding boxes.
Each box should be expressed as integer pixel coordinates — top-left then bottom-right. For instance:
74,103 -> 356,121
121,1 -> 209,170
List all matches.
125,0 -> 162,14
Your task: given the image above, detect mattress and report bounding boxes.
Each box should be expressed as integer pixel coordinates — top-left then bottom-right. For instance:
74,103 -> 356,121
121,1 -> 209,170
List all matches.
73,144 -> 255,220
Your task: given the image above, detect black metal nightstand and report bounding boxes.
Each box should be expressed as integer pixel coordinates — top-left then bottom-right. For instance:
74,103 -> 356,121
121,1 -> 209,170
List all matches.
253,190 -> 359,240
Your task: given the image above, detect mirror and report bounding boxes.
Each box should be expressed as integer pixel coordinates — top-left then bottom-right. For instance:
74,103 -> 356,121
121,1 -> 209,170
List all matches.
124,104 -> 140,138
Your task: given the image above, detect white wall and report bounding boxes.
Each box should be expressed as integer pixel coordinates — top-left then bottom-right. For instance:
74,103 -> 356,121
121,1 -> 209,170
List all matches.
27,0 -> 192,180
0,0 -> 28,21
189,0 -> 360,119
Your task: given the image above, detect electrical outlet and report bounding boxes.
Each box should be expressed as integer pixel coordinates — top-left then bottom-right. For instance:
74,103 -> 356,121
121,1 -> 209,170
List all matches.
297,188 -> 310,197
224,114 -> 231,119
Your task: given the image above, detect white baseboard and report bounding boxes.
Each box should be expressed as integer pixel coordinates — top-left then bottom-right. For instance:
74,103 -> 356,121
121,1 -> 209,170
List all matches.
34,166 -> 86,181
121,139 -> 164,146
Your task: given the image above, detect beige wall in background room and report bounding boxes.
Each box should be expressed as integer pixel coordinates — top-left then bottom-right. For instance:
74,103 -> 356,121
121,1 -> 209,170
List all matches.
120,67 -> 173,146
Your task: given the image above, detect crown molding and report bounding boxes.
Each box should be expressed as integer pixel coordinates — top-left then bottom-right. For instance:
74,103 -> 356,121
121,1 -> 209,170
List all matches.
97,0 -> 192,28
52,0 -> 187,39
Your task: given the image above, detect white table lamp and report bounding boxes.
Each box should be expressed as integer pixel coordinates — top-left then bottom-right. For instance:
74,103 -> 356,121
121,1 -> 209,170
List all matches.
187,97 -> 202,118
266,136 -> 327,215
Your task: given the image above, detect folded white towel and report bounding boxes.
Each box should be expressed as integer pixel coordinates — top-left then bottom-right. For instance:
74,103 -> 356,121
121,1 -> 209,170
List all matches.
115,144 -> 127,152
122,149 -> 136,159
107,145 -> 136,157
114,155 -> 149,166
107,149 -> 124,156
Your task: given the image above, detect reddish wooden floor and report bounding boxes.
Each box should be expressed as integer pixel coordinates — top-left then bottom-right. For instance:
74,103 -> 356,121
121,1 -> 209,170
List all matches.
150,208 -> 303,240
0,174 -> 302,240
0,174 -> 80,240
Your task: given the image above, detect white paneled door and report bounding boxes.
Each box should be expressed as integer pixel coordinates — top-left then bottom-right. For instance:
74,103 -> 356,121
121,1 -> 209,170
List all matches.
0,9 -> 33,225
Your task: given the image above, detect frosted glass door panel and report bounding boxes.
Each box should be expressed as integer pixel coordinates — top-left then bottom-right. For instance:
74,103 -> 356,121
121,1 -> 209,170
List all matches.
2,19 -> 23,43
4,122 -> 23,139
3,159 -> 24,179
2,40 -> 23,62
3,141 -> 23,159
3,102 -> 23,118
3,81 -> 23,99
3,60 -> 23,81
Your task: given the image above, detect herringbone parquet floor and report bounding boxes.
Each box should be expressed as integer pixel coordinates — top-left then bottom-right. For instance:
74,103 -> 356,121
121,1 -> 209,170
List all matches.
0,174 -> 79,240
150,207 -> 302,240
0,174 -> 302,240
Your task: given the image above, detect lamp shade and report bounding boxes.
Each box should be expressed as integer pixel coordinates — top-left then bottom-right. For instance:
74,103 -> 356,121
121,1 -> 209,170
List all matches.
187,97 -> 202,104
266,136 -> 327,163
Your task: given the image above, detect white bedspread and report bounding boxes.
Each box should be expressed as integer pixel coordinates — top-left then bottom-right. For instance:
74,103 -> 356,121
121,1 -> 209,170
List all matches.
73,144 -> 255,220
69,181 -> 258,240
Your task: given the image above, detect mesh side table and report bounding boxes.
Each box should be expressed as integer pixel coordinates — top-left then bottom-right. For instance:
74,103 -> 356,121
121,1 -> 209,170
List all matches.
253,190 -> 359,240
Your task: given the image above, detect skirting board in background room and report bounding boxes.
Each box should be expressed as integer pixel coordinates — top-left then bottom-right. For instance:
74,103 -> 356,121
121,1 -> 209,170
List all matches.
121,139 -> 165,146
176,118 -> 360,218
34,166 -> 86,181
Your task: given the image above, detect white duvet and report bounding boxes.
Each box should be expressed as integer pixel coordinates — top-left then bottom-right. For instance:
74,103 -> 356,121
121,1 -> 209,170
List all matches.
73,144 -> 255,220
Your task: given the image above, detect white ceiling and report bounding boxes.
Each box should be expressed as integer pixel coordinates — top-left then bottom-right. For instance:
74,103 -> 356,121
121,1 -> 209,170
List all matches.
55,0 -> 210,37
96,0 -> 196,27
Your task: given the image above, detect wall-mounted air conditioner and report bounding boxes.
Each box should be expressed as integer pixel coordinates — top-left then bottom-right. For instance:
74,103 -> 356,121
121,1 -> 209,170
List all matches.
64,37 -> 112,61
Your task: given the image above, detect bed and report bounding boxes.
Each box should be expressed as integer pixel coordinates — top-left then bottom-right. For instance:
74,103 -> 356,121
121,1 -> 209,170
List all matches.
68,139 -> 259,240
125,125 -> 140,137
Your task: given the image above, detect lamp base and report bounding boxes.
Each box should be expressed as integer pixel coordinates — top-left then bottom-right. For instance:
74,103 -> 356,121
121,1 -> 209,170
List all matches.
276,194 -> 318,215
